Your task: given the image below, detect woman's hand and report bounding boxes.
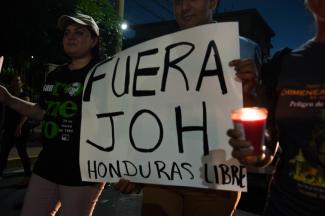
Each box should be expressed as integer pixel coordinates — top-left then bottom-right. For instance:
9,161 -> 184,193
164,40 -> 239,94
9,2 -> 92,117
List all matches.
0,85 -> 12,104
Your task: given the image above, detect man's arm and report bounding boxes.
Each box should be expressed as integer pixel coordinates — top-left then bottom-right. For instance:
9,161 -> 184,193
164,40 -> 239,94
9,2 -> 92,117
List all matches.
228,58 -> 279,167
15,95 -> 31,137
228,58 -> 259,107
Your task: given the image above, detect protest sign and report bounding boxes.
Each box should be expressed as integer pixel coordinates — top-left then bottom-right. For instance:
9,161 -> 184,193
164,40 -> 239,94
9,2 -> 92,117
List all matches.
80,22 -> 247,191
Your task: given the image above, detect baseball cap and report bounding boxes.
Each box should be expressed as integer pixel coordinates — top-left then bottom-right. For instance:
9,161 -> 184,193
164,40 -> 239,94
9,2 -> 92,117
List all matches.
58,13 -> 99,36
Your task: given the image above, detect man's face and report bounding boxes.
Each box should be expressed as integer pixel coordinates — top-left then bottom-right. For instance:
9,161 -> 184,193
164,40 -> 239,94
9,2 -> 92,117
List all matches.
11,76 -> 22,90
173,0 -> 218,30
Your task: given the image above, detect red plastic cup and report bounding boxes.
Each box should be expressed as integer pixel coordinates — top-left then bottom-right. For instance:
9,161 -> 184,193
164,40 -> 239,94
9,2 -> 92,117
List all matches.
231,107 -> 268,156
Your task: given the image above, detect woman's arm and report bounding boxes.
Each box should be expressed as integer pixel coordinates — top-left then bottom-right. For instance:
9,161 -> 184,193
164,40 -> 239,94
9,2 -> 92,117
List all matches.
0,85 -> 45,121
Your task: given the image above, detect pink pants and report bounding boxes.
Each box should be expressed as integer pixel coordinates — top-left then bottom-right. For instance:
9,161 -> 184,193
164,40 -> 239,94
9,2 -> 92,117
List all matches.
21,174 -> 105,216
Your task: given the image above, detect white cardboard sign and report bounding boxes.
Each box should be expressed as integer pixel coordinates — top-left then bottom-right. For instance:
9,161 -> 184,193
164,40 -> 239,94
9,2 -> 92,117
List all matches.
80,22 -> 247,192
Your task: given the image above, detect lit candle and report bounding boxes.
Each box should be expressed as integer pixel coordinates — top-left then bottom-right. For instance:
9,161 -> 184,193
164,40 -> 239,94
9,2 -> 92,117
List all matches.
231,107 -> 268,156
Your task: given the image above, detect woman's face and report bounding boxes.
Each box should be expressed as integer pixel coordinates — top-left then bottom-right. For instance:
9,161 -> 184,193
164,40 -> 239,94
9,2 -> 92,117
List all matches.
63,23 -> 98,59
307,0 -> 325,22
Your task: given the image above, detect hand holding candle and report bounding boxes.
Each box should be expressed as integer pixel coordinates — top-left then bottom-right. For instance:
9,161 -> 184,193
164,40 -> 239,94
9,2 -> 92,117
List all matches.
231,107 -> 268,160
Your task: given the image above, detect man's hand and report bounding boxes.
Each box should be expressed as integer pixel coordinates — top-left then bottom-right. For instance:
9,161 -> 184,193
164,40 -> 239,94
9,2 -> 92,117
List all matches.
227,128 -> 257,165
229,59 -> 258,106
113,178 -> 143,194
199,149 -> 240,189
227,128 -> 275,167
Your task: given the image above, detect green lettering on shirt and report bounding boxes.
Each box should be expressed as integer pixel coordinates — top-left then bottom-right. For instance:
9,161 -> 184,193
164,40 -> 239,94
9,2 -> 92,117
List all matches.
46,100 -> 78,118
43,121 -> 59,139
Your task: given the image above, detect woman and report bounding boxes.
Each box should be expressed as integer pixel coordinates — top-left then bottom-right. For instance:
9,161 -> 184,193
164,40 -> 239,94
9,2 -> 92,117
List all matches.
228,0 -> 325,215
0,13 -> 105,216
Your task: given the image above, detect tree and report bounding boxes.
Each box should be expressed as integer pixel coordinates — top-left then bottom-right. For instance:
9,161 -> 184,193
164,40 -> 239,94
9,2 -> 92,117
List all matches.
76,0 -> 122,57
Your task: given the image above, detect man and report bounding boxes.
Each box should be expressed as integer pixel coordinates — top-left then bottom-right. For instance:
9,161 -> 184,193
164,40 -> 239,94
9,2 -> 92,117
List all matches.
115,0 -> 261,215
228,0 -> 325,215
0,75 -> 31,179
173,0 -> 260,108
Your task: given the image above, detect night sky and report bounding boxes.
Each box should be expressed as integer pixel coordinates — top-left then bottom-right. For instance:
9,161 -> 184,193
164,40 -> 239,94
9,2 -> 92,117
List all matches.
124,0 -> 315,54
219,0 -> 315,53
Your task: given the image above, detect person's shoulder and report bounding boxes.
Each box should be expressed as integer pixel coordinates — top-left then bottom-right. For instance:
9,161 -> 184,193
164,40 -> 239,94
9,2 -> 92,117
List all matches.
239,36 -> 259,47
289,41 -> 310,56
290,39 -> 324,56
46,63 -> 68,80
272,47 -> 292,60
260,47 -> 292,82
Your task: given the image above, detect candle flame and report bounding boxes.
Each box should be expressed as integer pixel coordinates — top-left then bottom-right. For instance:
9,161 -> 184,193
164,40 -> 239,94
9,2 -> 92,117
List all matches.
231,107 -> 267,121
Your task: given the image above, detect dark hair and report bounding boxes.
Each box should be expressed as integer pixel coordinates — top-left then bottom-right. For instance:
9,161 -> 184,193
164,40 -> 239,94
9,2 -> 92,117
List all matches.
87,26 -> 102,62
8,74 -> 24,89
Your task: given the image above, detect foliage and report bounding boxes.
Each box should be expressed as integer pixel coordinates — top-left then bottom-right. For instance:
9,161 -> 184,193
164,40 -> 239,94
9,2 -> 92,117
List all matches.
0,0 -> 122,96
76,0 -> 122,57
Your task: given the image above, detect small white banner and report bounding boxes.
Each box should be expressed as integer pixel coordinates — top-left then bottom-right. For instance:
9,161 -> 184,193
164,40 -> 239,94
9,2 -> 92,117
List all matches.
80,22 -> 247,192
